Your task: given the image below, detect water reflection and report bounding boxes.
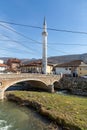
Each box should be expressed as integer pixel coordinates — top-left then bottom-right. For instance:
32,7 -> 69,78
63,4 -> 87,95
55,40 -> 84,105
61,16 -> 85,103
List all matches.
0,101 -> 59,130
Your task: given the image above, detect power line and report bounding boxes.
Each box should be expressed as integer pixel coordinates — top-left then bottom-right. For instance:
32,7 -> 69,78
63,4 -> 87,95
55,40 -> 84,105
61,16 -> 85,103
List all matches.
48,42 -> 87,46
0,38 -> 73,56
0,21 -> 86,57
0,33 -> 41,55
0,37 -> 42,54
0,39 -> 39,44
48,45 -> 69,55
0,47 -> 30,54
0,37 -> 69,56
0,20 -> 42,29
1,20 -> 87,35
0,39 -> 87,46
0,38 -> 84,56
0,34 -> 34,54
0,24 -> 43,56
0,23 -> 41,44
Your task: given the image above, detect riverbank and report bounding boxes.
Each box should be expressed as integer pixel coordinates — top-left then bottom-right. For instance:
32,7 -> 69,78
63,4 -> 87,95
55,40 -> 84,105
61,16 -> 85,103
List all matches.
5,91 -> 87,130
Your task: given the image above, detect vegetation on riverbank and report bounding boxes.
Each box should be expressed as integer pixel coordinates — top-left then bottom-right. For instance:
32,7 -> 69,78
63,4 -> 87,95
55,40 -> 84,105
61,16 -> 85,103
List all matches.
6,91 -> 87,130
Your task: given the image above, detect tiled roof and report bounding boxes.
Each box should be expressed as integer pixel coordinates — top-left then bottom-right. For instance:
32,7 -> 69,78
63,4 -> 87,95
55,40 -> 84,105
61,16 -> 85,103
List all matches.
21,63 -> 41,67
0,64 -> 7,67
7,58 -> 21,63
21,61 -> 53,67
55,60 -> 84,67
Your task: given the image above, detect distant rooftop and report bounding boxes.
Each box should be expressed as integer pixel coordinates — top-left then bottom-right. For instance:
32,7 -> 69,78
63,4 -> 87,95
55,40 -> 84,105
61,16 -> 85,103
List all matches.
0,63 -> 7,67
55,60 -> 84,67
7,58 -> 21,63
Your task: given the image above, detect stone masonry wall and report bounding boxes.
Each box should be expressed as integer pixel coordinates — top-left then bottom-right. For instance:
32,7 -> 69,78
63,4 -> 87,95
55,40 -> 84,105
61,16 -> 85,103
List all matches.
54,77 -> 87,96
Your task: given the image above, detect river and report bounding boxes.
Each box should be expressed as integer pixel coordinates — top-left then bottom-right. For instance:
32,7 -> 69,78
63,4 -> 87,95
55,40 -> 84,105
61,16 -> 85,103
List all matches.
0,100 -> 56,130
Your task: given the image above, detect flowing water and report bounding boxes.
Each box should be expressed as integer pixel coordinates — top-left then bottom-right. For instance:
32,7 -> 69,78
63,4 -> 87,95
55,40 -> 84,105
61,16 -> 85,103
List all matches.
0,100 -> 56,130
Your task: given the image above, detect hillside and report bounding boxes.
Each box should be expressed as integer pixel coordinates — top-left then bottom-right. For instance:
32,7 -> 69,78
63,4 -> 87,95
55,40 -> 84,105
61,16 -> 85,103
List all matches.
47,54 -> 81,64
1,53 -> 87,64
48,53 -> 87,64
21,54 -> 85,64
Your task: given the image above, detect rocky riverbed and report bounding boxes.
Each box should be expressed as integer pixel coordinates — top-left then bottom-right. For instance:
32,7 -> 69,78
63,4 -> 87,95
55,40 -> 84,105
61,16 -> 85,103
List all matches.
54,77 -> 87,96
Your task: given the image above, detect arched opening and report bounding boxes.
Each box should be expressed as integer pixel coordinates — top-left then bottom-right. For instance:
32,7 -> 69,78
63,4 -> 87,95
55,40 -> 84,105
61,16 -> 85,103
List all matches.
53,81 -> 59,91
5,80 -> 48,92
53,81 -> 71,94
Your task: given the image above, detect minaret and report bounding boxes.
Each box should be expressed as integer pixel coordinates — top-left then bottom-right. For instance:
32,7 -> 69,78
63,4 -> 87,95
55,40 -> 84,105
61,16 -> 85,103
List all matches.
42,17 -> 48,74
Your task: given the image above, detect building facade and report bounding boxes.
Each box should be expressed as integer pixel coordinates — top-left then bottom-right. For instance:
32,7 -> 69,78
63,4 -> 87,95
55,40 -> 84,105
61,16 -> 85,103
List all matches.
20,61 -> 53,74
54,60 -> 87,76
7,58 -> 21,73
0,63 -> 7,73
0,60 -> 4,64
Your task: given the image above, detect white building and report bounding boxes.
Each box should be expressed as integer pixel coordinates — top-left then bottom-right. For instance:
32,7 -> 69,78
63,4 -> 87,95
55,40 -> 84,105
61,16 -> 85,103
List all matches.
0,60 -> 4,64
53,60 -> 82,76
20,61 -> 53,74
0,63 -> 7,73
54,67 -> 71,75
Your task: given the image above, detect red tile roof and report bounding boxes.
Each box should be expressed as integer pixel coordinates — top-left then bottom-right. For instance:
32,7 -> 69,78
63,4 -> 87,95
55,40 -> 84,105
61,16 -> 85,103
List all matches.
7,58 -> 21,63
0,63 -> 7,67
21,61 -> 53,67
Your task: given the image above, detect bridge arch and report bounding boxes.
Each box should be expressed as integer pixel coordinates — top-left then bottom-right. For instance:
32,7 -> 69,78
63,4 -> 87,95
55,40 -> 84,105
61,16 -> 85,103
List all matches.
0,74 -> 61,99
53,81 -> 59,91
4,78 -> 48,92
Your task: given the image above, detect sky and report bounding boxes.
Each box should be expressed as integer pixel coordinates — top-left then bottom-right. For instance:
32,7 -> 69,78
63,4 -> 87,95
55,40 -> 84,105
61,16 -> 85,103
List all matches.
0,0 -> 87,59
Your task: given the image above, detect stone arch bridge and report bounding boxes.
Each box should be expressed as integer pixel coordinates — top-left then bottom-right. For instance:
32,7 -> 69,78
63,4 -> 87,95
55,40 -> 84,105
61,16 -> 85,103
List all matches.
0,73 -> 61,99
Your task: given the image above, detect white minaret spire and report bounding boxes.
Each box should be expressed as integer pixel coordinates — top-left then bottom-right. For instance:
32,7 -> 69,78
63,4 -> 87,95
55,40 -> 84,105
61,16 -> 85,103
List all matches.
42,17 -> 48,74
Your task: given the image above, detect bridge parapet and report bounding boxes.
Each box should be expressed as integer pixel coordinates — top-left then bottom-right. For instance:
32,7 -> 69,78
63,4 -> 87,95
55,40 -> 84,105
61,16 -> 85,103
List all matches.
0,73 -> 59,78
0,74 -> 60,85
